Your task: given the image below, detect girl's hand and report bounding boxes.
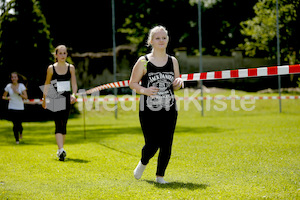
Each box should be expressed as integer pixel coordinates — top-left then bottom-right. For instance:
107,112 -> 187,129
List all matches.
42,99 -> 47,109
13,88 -> 18,93
70,94 -> 76,104
173,77 -> 184,90
142,86 -> 159,97
2,96 -> 11,100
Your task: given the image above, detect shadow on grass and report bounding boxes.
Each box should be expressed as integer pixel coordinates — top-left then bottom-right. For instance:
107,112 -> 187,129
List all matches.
0,121 -> 228,146
65,158 -> 90,163
145,180 -> 208,190
175,126 -> 228,134
53,158 -> 90,163
99,143 -> 139,157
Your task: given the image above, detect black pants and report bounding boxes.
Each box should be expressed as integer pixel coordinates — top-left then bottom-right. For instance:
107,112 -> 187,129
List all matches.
53,92 -> 71,135
53,106 -> 70,134
139,110 -> 177,176
8,109 -> 24,142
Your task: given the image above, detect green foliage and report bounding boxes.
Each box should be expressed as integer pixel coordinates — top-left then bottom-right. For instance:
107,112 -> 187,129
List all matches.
239,0 -> 300,61
118,0 -> 198,55
118,0 -> 256,56
118,19 -> 150,56
35,0 -> 256,57
0,0 -> 53,98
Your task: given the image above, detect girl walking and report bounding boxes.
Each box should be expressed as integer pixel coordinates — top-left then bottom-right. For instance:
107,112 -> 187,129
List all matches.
129,26 -> 183,183
42,45 -> 77,161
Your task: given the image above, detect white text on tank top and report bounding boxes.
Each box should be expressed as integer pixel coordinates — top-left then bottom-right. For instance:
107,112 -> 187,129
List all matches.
146,71 -> 175,110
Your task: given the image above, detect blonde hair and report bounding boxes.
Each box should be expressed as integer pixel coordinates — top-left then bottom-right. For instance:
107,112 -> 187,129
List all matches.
146,26 -> 169,47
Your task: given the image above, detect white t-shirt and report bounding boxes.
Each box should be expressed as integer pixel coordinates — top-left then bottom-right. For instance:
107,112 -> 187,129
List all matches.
4,83 -> 26,110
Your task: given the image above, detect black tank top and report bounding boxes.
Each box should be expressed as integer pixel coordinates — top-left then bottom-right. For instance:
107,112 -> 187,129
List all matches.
140,55 -> 176,112
52,64 -> 71,97
52,64 -> 71,82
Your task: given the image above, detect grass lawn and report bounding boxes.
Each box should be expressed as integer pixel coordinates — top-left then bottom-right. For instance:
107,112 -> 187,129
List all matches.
0,89 -> 300,199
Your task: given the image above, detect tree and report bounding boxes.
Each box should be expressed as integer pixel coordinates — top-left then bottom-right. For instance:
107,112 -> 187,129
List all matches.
118,0 -> 256,56
38,0 -> 115,53
36,0 -> 256,56
0,0 -> 53,97
199,0 -> 256,56
239,0 -> 300,63
117,0 -> 198,56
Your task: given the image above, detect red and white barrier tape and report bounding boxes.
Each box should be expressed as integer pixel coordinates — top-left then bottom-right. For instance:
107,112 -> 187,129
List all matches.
22,64 -> 300,102
75,96 -> 300,102
83,64 -> 300,94
85,80 -> 130,94
180,64 -> 300,81
24,99 -> 43,104
24,95 -> 300,104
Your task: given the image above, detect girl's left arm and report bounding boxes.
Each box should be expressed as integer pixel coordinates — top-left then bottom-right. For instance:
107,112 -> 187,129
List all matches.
20,89 -> 28,100
172,56 -> 184,91
70,65 -> 78,104
70,65 -> 78,94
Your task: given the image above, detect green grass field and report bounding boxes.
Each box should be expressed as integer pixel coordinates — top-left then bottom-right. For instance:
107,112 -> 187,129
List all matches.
1,89 -> 300,199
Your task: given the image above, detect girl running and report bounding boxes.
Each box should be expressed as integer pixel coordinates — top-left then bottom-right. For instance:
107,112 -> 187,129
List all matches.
129,26 -> 183,184
2,72 -> 28,144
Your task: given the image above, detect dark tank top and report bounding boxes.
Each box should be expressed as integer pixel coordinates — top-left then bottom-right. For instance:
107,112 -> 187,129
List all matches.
52,64 -> 71,107
140,55 -> 177,112
52,64 -> 71,83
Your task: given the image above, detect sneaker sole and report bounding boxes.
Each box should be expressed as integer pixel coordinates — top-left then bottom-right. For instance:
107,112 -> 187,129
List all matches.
59,151 -> 66,161
59,153 -> 64,161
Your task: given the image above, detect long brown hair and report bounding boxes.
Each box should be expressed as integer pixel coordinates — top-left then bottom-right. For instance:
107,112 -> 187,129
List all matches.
10,72 -> 28,88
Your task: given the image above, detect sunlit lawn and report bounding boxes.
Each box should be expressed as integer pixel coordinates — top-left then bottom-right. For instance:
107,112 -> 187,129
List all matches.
0,89 -> 299,199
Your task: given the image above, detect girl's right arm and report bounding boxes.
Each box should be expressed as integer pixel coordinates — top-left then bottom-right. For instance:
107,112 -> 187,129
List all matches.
42,66 -> 53,109
2,91 -> 10,100
129,57 -> 159,97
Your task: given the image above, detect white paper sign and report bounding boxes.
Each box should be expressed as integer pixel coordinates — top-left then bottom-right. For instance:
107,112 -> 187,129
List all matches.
57,81 -> 70,92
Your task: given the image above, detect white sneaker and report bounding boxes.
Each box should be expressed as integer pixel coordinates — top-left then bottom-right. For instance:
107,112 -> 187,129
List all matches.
156,177 -> 168,184
134,161 -> 146,180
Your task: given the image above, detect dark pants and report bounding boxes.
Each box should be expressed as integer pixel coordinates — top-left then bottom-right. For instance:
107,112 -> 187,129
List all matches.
8,109 -> 24,142
53,92 -> 70,135
139,110 -> 177,176
53,109 -> 70,134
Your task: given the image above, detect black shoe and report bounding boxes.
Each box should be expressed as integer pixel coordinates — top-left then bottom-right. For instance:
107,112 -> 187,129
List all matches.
58,150 -> 67,161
